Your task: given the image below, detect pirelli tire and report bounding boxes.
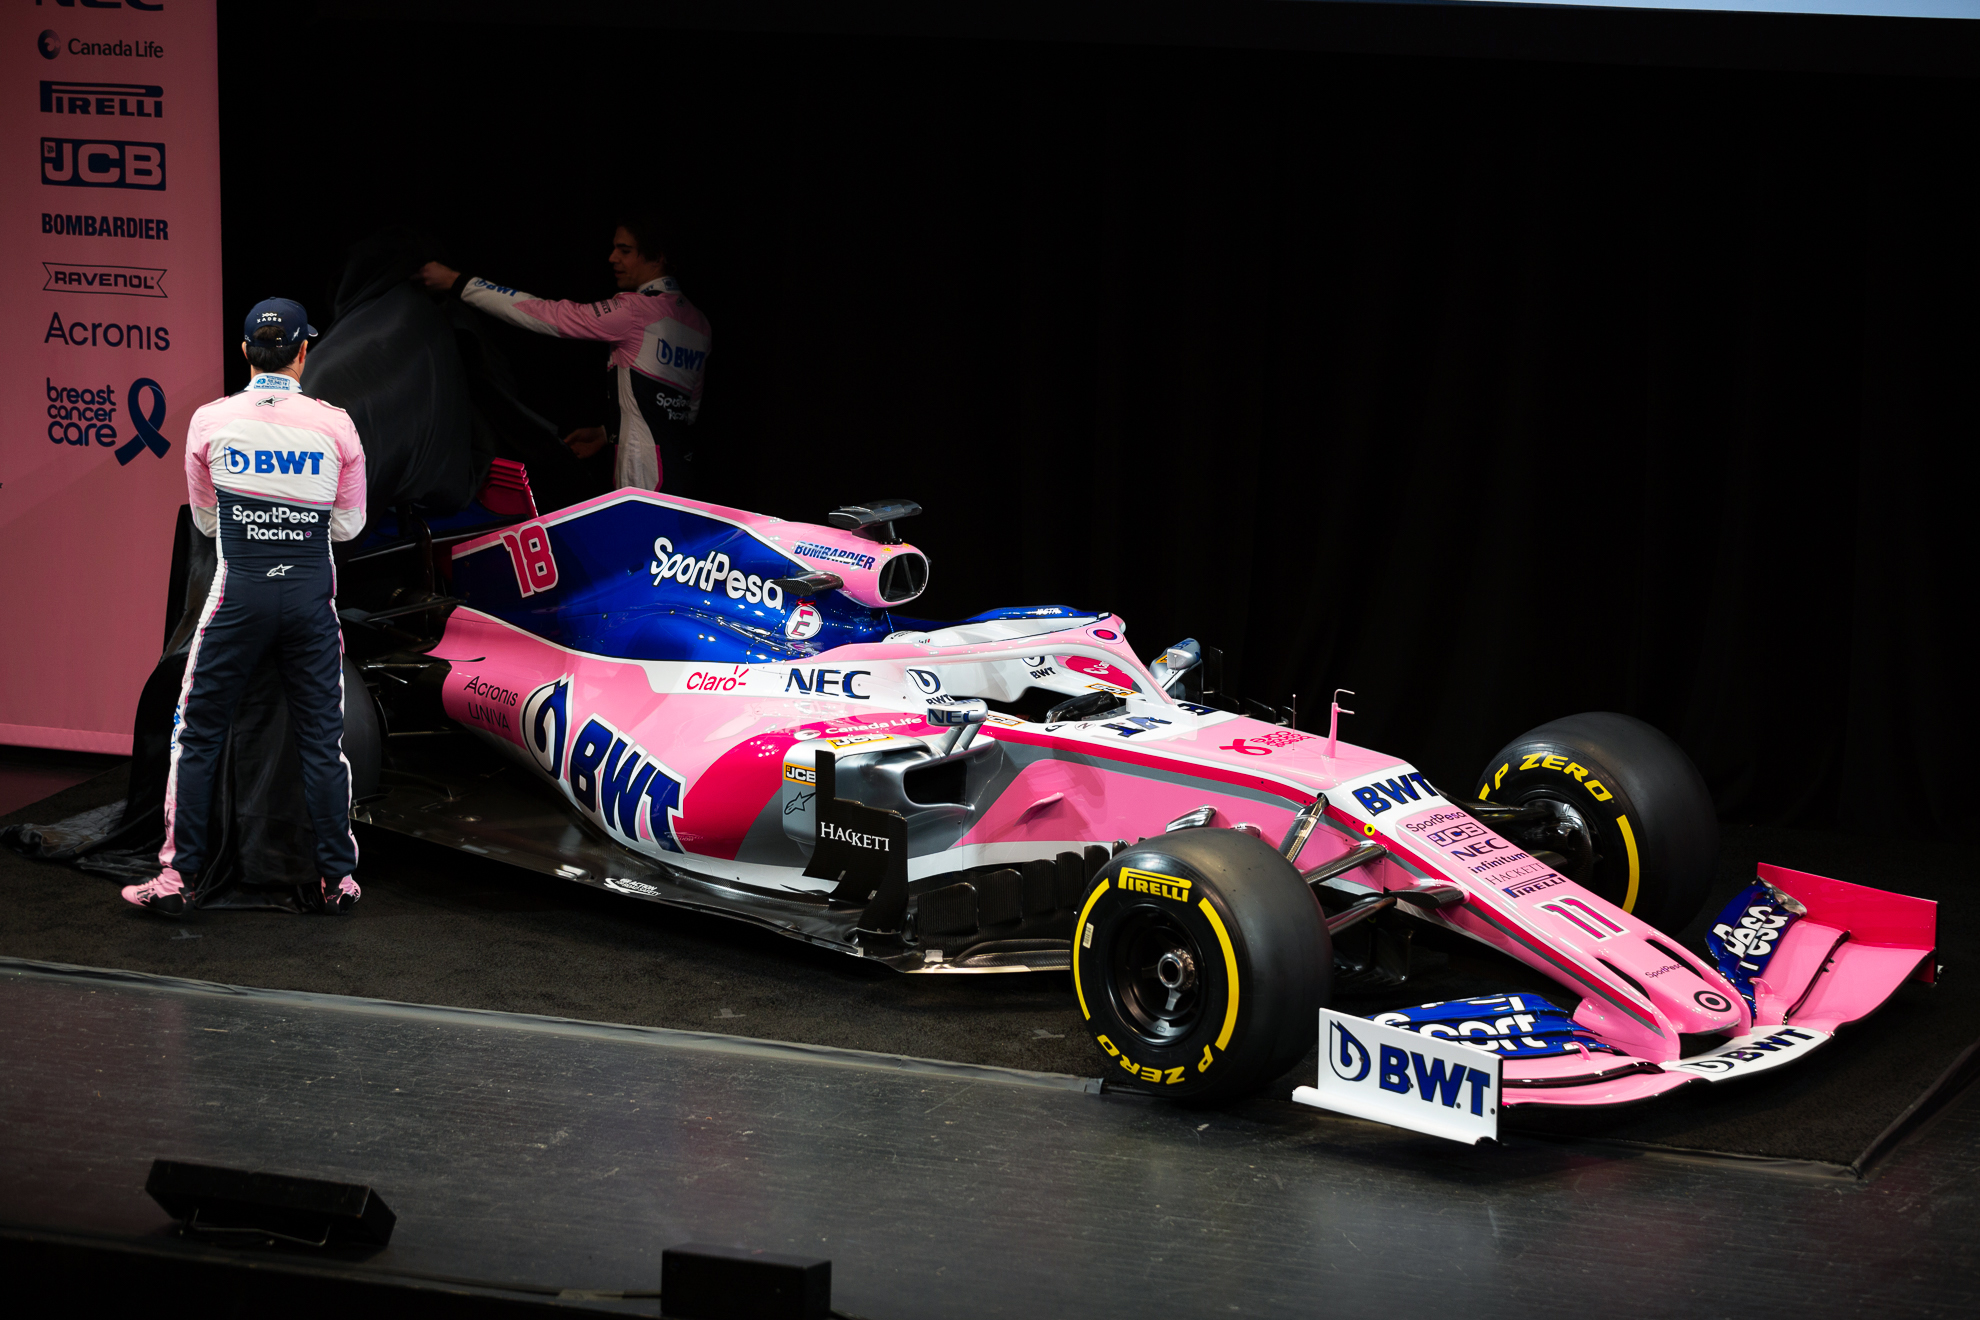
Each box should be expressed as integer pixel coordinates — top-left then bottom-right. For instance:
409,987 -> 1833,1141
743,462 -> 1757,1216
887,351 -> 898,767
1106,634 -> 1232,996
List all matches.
1073,828 -> 1331,1106
1477,711 -> 1716,935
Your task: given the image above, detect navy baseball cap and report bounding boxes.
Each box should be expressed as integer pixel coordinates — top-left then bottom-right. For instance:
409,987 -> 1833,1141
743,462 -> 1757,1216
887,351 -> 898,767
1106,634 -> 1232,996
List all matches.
242,297 -> 317,348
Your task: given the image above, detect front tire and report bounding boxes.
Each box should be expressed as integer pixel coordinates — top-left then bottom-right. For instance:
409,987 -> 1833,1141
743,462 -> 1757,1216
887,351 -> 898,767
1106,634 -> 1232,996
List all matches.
1073,828 -> 1330,1105
1477,712 -> 1716,934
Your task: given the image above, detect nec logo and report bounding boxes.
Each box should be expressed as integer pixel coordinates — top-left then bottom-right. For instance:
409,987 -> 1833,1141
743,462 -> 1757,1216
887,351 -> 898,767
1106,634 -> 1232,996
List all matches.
42,139 -> 163,190
40,82 -> 163,118
222,446 -> 324,476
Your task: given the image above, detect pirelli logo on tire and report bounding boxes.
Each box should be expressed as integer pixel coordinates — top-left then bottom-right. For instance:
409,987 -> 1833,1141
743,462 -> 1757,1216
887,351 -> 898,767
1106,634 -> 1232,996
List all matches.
1115,868 -> 1192,903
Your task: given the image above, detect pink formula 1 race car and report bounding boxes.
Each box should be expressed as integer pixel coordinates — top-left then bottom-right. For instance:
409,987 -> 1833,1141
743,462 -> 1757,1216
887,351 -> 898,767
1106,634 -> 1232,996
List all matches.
345,491 -> 1937,1138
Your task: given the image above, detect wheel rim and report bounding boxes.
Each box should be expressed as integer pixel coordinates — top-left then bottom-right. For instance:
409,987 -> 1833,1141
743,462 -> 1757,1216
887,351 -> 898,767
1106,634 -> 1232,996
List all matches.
1109,905 -> 1208,1048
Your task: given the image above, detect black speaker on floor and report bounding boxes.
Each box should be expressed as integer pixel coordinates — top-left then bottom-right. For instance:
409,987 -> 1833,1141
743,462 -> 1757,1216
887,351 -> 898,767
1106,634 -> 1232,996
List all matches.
145,1159 -> 397,1247
661,1243 -> 830,1320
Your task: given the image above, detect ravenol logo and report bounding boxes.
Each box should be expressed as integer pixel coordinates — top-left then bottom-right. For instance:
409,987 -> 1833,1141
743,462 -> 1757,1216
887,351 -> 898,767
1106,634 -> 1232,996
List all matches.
223,446 -> 324,476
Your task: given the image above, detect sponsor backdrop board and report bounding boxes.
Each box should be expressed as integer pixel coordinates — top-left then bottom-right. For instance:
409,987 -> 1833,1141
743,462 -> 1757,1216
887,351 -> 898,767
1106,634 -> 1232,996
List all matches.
3,0 -> 220,753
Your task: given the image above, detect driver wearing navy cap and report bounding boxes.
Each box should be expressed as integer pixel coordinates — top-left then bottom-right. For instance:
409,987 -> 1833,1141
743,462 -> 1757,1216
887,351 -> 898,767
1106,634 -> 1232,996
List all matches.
122,299 -> 370,917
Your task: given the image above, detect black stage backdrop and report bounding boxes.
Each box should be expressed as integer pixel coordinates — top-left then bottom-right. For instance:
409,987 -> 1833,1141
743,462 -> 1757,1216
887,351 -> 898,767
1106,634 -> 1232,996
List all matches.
217,10 -> 1975,836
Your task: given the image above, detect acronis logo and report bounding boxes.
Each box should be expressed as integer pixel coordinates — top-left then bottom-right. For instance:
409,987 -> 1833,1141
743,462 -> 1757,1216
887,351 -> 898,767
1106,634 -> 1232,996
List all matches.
223,445 -> 323,476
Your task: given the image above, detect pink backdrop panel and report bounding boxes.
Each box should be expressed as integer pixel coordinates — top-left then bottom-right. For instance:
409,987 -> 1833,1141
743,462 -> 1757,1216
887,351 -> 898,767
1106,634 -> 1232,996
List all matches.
1,0 -> 222,753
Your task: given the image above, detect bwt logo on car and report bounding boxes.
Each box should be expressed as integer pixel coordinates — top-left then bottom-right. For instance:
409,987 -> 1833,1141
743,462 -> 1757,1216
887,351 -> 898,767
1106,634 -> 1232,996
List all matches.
222,445 -> 325,476
566,714 -> 686,854
41,138 -> 164,190
1328,1020 -> 1495,1116
1350,771 -> 1441,815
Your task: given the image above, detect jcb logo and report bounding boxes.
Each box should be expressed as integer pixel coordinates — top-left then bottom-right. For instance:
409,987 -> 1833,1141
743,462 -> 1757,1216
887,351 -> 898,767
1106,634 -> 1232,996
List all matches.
41,138 -> 164,190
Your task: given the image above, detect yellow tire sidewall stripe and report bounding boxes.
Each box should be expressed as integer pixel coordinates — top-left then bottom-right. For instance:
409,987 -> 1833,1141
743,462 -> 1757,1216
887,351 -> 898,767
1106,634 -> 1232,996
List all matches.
1072,878 -> 1112,1021
1198,895 -> 1241,1052
1617,813 -> 1641,913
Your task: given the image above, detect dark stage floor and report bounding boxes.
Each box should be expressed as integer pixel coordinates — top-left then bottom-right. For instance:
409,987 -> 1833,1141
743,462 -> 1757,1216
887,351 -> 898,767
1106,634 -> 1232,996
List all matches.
4,765 -> 1975,1169
1,959 -> 1976,1318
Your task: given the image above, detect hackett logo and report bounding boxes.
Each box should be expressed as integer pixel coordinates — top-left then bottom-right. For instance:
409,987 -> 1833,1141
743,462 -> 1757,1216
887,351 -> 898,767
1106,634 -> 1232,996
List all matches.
820,822 -> 891,851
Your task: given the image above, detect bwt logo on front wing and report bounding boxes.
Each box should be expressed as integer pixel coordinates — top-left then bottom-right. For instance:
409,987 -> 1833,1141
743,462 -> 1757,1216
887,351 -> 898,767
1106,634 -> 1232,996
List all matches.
40,82 -> 163,119
42,139 -> 163,190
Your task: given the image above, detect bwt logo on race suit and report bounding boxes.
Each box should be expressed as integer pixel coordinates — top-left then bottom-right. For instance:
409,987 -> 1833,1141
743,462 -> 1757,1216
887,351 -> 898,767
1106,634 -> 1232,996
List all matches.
41,138 -> 164,190
223,445 -> 325,476
45,376 -> 168,464
656,338 -> 706,372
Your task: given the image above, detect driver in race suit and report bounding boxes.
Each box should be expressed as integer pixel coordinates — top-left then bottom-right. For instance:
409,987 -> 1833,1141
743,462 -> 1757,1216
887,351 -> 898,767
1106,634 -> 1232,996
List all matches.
419,220 -> 711,496
122,298 -> 368,917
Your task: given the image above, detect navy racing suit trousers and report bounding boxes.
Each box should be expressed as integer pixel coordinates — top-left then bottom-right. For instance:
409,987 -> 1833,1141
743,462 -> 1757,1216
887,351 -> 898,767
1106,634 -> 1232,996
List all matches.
162,556 -> 359,890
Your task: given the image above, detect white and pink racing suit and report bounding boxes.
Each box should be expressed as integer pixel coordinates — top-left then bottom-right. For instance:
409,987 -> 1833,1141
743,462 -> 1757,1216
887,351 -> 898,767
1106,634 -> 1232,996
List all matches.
458,274 -> 711,493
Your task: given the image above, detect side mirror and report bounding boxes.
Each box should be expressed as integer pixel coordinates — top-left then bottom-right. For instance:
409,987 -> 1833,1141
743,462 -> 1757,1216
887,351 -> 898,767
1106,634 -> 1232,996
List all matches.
769,570 -> 843,598
926,698 -> 989,755
1150,638 -> 1202,695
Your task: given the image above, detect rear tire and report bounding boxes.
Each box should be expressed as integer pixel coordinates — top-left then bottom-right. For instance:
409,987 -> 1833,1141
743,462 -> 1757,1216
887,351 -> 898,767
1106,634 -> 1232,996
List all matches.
1073,828 -> 1330,1105
1476,712 -> 1716,934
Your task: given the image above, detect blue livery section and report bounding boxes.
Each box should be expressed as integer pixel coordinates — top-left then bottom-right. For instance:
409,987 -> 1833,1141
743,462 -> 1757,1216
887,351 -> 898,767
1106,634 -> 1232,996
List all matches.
1370,994 -> 1620,1058
453,495 -> 1102,664
1706,882 -> 1801,1013
453,499 -> 892,661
